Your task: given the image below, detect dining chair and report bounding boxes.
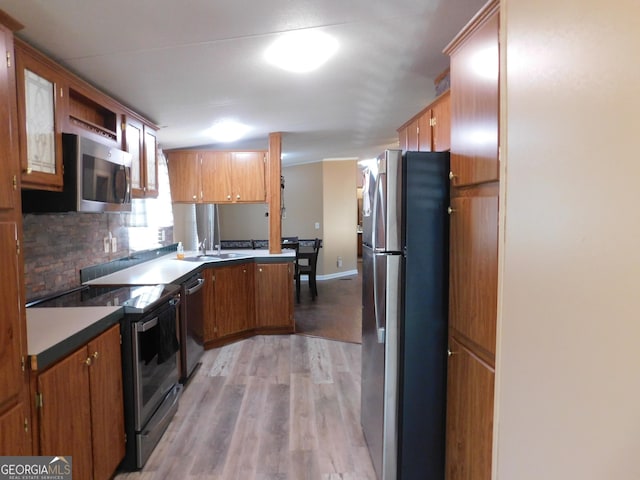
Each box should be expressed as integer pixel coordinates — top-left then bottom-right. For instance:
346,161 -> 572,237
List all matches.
295,238 -> 321,303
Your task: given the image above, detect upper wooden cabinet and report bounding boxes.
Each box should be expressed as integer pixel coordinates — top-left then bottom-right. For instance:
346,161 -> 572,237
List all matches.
15,39 -> 65,191
0,23 -> 19,210
445,7 -> 499,187
123,115 -> 159,198
398,90 -> 450,153
167,149 -> 266,204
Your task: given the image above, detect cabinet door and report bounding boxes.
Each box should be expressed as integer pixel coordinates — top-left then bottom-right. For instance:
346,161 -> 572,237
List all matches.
417,112 -> 433,152
201,151 -> 232,202
167,151 -> 201,202
449,195 -> 498,358
0,222 -> 23,407
38,347 -> 93,480
203,267 -> 217,343
449,10 -> 499,186
143,126 -> 159,198
445,337 -> 494,480
124,116 -> 144,197
0,26 -> 18,210
432,91 -> 451,152
87,325 -> 125,480
405,118 -> 419,151
213,264 -> 254,338
397,125 -> 408,152
15,42 -> 64,190
231,152 -> 266,202
255,263 -> 293,328
0,401 -> 30,456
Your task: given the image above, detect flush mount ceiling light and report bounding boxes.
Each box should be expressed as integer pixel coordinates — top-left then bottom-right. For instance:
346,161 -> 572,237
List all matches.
265,30 -> 338,73
206,120 -> 250,143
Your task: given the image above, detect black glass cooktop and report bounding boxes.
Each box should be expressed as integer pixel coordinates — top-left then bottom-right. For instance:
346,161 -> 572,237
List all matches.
28,284 -> 180,314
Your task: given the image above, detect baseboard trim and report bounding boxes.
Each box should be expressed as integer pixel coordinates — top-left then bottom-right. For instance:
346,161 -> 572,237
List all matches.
315,269 -> 359,281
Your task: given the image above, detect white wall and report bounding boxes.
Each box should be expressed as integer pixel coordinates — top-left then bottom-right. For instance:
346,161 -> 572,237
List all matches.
495,1 -> 640,478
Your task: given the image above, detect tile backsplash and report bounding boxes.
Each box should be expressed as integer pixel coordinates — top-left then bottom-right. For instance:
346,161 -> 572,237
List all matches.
22,211 -> 173,301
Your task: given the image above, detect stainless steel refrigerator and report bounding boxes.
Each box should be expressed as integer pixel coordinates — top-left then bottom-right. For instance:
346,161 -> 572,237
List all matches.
361,149 -> 449,479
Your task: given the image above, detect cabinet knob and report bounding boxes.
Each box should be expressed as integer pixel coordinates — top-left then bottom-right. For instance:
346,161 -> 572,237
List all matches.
227,194 -> 231,200
236,194 -> 241,200
449,171 -> 456,181
447,348 -> 457,357
192,194 -> 197,200
84,357 -> 92,366
447,206 -> 455,215
92,351 -> 99,360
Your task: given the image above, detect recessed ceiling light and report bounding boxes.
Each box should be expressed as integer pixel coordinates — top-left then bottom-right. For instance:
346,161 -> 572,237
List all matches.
206,120 -> 250,143
265,30 -> 338,73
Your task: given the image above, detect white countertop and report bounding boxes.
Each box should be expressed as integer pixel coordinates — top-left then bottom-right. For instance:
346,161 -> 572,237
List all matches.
84,249 -> 294,286
27,306 -> 123,371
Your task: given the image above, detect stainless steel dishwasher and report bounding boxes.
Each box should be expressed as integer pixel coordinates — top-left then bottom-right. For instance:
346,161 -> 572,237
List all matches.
180,273 -> 205,383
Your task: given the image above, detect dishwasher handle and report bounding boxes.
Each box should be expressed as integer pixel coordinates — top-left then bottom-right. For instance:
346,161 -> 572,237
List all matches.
185,277 -> 205,296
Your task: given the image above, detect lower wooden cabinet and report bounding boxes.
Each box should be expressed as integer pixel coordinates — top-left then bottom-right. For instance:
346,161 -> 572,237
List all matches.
255,262 -> 294,330
445,336 -> 495,480
0,401 -> 31,456
35,324 -> 125,480
203,261 -> 294,347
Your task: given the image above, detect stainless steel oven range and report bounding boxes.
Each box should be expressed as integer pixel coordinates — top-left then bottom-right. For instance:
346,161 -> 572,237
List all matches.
29,283 -> 183,471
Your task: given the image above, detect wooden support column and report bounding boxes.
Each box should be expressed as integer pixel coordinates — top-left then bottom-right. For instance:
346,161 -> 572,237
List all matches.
268,132 -> 282,253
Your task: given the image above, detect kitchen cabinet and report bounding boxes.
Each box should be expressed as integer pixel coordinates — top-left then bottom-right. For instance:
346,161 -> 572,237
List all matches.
0,402 -> 30,455
15,39 -> 65,191
255,262 -> 294,330
444,1 -> 499,478
0,14 -> 31,456
448,194 -> 498,360
167,149 -> 266,204
123,115 -> 159,198
36,324 -> 125,480
445,337 -> 495,480
203,263 -> 256,345
447,9 -> 499,187
397,90 -> 450,153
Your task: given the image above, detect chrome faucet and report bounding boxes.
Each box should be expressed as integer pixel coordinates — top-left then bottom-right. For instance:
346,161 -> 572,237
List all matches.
199,238 -> 207,256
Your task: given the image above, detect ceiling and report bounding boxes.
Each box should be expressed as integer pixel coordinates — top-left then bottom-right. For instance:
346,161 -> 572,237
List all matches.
0,0 -> 486,166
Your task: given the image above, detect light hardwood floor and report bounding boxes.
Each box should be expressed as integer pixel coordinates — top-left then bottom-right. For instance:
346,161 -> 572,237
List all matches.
115,335 -> 376,479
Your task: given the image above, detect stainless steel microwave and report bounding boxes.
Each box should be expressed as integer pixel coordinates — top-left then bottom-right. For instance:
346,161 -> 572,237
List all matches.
22,133 -> 132,213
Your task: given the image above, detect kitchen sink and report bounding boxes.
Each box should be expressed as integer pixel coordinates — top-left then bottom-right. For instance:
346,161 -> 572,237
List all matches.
183,252 -> 249,262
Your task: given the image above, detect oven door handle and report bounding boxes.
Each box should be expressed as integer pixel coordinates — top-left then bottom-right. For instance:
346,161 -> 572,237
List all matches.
138,316 -> 158,332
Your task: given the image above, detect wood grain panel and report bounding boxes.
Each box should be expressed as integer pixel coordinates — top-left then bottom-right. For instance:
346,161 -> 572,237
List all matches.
0,401 -> 30,455
418,112 -> 433,152
166,150 -> 201,202
231,151 -> 266,202
255,263 -> 293,328
445,336 -> 494,480
38,347 -> 92,480
448,9 -> 499,186
214,263 -> 255,338
433,90 -> 451,152
87,324 -> 125,480
449,195 -> 498,361
406,118 -> 419,151
0,222 -> 22,407
202,151 -> 232,202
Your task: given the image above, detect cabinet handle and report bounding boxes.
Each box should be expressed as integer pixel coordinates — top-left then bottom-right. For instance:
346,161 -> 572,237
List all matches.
92,351 -> 99,360
449,171 -> 456,181
236,194 -> 241,200
447,206 -> 455,215
227,194 -> 231,200
192,194 -> 197,200
84,357 -> 92,366
447,348 -> 457,357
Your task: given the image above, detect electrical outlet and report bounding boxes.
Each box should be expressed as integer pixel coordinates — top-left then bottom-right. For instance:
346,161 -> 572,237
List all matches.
337,256 -> 343,268
315,222 -> 320,230
111,237 -> 117,253
103,237 -> 110,253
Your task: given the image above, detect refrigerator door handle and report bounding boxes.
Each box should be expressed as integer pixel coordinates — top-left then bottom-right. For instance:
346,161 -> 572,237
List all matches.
372,250 -> 385,344
372,171 -> 386,252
